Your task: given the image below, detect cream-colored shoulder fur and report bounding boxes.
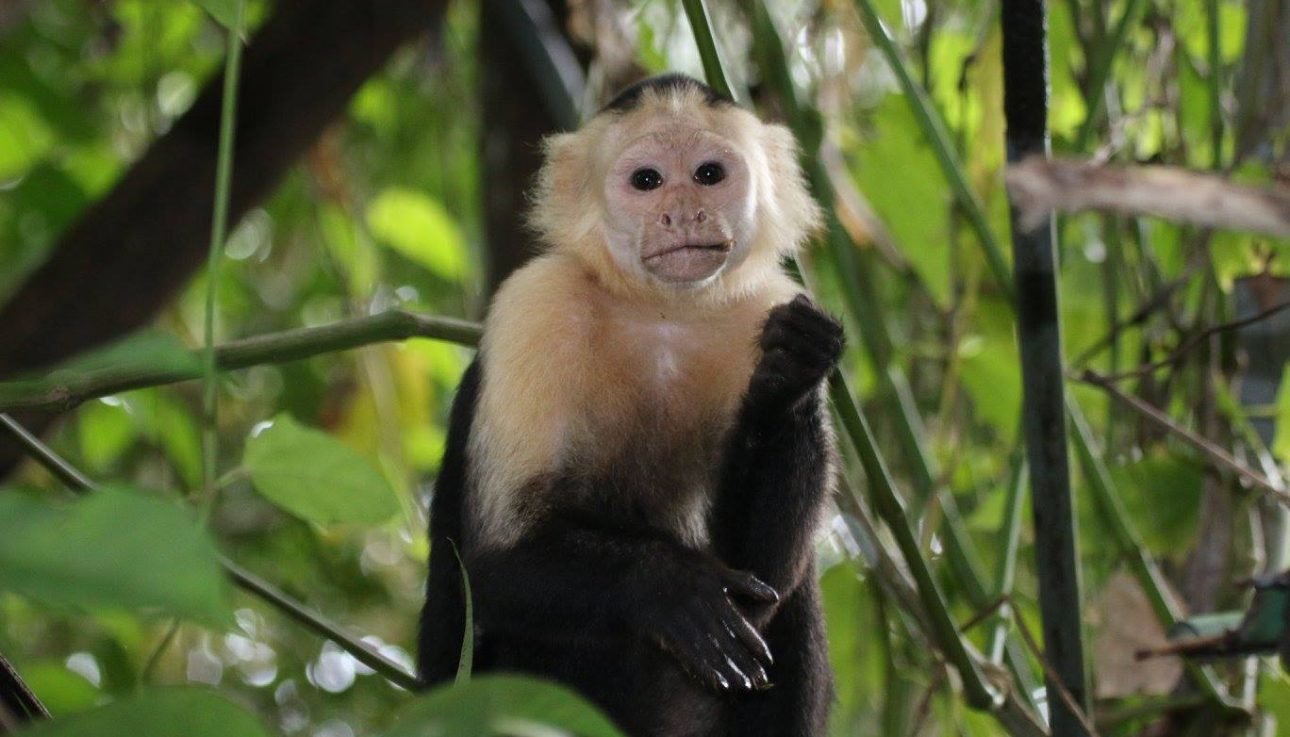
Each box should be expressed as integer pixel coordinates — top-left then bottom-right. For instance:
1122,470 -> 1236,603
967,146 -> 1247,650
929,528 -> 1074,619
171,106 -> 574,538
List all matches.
467,252 -> 803,549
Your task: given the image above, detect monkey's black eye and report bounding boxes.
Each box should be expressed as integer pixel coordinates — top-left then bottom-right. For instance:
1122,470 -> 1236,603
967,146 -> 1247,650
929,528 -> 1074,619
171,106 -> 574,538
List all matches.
693,162 -> 726,186
630,168 -> 663,191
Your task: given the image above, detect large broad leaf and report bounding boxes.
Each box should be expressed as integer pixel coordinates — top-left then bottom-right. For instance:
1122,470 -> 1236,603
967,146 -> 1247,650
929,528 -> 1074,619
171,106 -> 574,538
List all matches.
244,414 -> 400,526
1107,452 -> 1204,558
16,687 -> 273,737
366,187 -> 469,282
1274,365 -> 1290,465
0,487 -> 232,627
382,675 -> 625,737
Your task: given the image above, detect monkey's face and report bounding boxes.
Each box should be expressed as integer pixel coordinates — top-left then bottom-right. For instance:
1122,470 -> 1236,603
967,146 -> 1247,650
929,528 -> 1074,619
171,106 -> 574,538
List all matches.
600,125 -> 756,287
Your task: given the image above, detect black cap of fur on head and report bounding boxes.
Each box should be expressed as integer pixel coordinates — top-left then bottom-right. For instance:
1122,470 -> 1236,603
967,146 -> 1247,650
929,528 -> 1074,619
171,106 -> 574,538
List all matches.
600,73 -> 734,114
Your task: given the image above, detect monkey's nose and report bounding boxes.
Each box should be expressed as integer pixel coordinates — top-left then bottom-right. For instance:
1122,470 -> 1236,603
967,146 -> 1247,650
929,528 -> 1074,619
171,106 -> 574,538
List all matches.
658,209 -> 706,228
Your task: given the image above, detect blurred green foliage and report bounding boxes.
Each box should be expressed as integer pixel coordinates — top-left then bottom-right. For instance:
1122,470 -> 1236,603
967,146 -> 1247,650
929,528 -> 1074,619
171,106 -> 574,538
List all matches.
0,0 -> 1288,735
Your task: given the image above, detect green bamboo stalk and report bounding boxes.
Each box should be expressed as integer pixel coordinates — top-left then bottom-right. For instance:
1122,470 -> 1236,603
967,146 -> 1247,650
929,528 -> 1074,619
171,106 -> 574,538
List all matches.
852,0 -> 1013,300
988,448 -> 1028,665
0,413 -> 420,691
1073,0 -> 1145,152
200,0 -> 246,516
749,0 -> 1041,707
0,312 -> 481,413
1000,3 -> 1089,733
679,0 -> 736,102
1205,0 -> 1224,169
845,0 -> 1237,715
827,374 -> 1001,711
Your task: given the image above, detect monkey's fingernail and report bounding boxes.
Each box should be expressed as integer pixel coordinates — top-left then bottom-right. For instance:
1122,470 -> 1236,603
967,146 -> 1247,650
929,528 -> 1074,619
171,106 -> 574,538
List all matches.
714,671 -> 729,690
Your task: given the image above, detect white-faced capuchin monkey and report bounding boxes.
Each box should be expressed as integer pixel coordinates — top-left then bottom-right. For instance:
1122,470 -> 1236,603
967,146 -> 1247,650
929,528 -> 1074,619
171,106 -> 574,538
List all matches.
418,73 -> 843,737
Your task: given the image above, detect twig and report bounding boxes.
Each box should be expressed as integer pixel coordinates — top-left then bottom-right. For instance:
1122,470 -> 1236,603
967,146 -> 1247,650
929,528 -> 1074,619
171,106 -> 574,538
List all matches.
1010,611 -> 1103,737
1007,156 -> 1290,236
0,413 -> 421,691
1068,258 -> 1205,370
1078,370 -> 1290,506
1093,299 -> 1290,382
0,311 -> 481,413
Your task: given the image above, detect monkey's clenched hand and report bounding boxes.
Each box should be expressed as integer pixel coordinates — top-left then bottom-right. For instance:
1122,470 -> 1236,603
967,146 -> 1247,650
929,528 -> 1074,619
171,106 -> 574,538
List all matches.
633,552 -> 779,693
746,295 -> 844,416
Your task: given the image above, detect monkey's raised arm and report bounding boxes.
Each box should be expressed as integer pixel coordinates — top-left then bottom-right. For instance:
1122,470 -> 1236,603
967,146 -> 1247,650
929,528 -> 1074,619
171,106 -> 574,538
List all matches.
711,295 -> 843,626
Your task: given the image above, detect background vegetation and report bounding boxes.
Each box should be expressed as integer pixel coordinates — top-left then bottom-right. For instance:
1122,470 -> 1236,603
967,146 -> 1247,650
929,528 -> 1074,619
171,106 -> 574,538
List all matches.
0,0 -> 1288,735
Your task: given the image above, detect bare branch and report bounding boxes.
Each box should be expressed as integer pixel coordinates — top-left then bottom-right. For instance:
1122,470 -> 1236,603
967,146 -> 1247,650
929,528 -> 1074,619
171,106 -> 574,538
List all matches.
1095,299 -> 1290,382
1006,156 -> 1290,236
1077,370 -> 1290,506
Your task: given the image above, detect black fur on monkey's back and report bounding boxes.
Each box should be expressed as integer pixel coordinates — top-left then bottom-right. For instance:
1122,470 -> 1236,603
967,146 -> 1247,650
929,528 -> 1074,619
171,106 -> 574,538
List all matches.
417,75 -> 841,737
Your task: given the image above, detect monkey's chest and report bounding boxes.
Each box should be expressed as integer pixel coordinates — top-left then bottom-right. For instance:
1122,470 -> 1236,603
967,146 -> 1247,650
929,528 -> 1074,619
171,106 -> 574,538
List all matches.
567,320 -> 756,543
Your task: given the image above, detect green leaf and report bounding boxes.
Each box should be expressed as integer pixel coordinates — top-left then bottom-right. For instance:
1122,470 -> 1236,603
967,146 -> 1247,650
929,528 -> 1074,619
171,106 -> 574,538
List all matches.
0,486 -> 232,627
76,400 -> 137,471
244,414 -> 400,526
0,94 -> 55,181
1275,365 -> 1290,465
19,660 -> 100,716
381,675 -> 626,737
188,0 -> 240,31
1106,452 -> 1204,558
366,187 -> 469,281
16,687 -> 273,737
851,98 -> 952,307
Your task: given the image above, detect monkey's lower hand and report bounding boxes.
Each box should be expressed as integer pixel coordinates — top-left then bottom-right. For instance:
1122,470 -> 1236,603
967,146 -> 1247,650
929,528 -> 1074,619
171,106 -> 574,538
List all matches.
746,295 -> 844,417
634,557 -> 779,693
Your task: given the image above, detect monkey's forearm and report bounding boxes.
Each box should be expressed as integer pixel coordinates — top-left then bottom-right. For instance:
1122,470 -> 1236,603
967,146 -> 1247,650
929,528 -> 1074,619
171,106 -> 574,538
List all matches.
713,397 -> 831,621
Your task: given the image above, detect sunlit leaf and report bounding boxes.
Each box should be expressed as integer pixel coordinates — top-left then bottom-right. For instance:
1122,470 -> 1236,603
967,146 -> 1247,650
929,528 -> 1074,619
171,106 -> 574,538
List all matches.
851,98 -> 951,307
381,675 -> 625,737
244,414 -> 400,526
1273,365 -> 1290,465
16,687 -> 273,737
0,487 -> 232,627
366,187 -> 469,282
76,400 -> 137,471
0,95 -> 55,181
19,661 -> 100,717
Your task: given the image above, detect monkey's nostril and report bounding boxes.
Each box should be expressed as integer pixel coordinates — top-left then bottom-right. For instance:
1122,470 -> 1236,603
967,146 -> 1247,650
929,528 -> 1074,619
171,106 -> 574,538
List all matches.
660,213 -> 672,227
695,209 -> 707,223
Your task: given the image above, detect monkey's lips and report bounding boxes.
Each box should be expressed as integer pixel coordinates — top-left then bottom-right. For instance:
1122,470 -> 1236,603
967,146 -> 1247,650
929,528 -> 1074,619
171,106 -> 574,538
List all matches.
642,241 -> 735,283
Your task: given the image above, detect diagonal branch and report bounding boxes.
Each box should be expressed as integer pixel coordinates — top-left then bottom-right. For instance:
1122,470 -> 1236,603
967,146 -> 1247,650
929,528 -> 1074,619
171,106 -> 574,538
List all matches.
1007,156 -> 1290,236
1078,369 -> 1290,505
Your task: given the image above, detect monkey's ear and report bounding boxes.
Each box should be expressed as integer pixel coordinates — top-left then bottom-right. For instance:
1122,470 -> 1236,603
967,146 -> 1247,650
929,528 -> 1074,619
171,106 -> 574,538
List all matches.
759,123 -> 823,257
528,132 -> 597,248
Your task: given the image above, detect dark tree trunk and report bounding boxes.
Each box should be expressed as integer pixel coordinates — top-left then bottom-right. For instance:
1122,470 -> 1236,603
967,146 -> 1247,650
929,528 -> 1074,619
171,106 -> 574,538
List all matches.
0,0 -> 448,477
478,0 -> 585,297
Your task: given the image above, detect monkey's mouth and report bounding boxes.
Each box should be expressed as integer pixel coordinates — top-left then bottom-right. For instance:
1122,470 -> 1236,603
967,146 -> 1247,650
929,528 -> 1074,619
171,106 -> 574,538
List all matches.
641,240 -> 735,284
643,241 -> 734,261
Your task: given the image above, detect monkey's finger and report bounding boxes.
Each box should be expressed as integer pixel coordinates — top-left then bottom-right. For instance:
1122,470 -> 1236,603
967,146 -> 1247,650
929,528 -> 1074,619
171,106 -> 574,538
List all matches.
658,617 -> 729,692
716,620 -> 770,689
722,604 -> 774,668
722,571 -> 779,605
